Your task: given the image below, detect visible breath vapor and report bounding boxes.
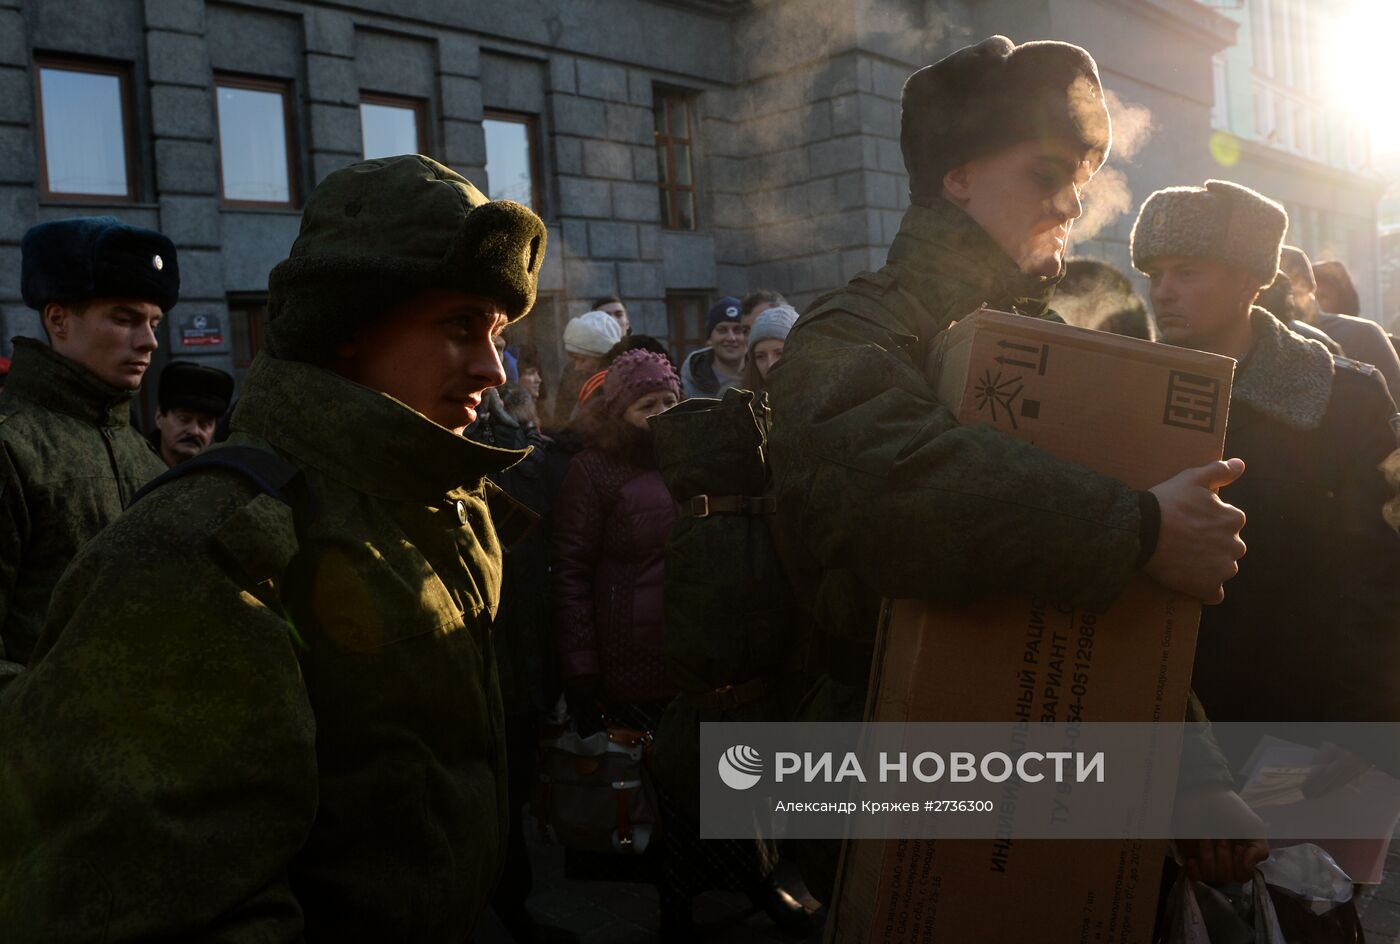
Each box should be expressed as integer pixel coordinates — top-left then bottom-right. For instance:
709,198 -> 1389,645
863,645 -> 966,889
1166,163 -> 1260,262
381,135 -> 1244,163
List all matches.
1075,89 -> 1155,243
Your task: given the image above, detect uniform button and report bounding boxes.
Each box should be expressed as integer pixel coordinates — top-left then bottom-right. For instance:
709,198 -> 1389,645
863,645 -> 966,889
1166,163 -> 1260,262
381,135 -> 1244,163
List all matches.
456,500 -> 469,525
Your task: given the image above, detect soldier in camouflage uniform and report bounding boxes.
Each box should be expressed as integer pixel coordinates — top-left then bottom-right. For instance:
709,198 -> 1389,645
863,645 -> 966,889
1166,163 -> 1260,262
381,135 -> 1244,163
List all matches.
0,156 -> 547,941
0,217 -> 175,670
766,36 -> 1261,896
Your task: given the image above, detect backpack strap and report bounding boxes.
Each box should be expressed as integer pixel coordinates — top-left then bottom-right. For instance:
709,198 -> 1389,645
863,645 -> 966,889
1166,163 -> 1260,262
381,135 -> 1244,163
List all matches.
133,445 -> 319,531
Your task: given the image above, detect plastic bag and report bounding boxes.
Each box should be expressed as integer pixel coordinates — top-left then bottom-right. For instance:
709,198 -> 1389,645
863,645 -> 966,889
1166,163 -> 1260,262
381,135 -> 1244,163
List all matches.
1163,871 -> 1285,944
1257,844 -> 1354,915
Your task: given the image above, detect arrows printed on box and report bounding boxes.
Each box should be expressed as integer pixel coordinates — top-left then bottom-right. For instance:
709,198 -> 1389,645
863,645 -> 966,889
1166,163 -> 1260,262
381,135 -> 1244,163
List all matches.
996,339 -> 1049,375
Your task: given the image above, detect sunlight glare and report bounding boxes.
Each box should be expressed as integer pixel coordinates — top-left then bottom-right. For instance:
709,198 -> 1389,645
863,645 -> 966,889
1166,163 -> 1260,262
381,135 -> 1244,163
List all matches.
1326,0 -> 1400,156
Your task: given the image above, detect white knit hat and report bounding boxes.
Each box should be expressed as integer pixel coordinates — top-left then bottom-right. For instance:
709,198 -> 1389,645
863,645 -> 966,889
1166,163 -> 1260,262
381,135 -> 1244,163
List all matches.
563,309 -> 623,356
747,304 -> 799,351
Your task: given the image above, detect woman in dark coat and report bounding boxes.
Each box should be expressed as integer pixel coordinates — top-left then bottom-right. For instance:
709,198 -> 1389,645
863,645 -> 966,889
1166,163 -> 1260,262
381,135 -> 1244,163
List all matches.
552,350 -> 694,928
552,349 -> 681,730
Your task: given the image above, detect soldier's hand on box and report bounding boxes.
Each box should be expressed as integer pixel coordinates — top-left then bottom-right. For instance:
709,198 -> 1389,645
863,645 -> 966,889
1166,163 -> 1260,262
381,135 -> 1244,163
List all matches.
1145,459 -> 1247,604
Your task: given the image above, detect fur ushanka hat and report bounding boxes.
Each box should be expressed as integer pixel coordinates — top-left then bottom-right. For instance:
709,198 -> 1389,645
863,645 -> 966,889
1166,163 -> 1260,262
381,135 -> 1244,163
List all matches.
900,35 -> 1112,206
266,155 -> 546,360
1131,179 -> 1288,289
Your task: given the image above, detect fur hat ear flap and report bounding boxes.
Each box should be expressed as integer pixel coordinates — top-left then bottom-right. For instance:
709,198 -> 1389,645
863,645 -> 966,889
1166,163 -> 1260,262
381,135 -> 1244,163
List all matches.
441,199 -> 547,323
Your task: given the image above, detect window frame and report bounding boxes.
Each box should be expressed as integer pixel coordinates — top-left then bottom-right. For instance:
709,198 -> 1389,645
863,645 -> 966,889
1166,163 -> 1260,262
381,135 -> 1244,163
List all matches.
359,91 -> 427,159
1210,54 -> 1229,132
665,291 -> 710,360
33,55 -> 138,203
482,108 -> 542,212
653,89 -> 698,231
226,293 -> 269,388
214,73 -> 299,209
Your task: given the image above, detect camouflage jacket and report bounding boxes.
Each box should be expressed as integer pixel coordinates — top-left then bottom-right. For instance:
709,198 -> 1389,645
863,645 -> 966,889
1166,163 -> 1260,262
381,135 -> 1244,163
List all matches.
0,353 -> 527,942
766,200 -> 1146,700
0,337 -> 164,667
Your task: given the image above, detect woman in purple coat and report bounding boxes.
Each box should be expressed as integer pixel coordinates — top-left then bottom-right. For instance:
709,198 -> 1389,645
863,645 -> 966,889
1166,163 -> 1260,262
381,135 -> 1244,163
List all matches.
552,349 -> 682,734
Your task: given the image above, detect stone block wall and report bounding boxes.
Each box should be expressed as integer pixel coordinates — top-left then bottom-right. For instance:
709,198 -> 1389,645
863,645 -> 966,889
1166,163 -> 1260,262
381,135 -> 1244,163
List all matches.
0,0 -> 1384,397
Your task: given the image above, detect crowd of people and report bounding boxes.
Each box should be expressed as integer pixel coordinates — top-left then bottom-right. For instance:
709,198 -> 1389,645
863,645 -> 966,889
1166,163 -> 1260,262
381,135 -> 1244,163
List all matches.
0,29 -> 1397,944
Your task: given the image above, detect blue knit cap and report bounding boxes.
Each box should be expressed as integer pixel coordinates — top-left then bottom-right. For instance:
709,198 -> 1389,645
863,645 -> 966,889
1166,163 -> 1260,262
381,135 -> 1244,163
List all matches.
705,295 -> 743,336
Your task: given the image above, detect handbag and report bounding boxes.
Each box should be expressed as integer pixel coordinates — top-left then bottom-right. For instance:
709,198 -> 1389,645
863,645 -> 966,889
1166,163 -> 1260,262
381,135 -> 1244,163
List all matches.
534,720 -> 661,855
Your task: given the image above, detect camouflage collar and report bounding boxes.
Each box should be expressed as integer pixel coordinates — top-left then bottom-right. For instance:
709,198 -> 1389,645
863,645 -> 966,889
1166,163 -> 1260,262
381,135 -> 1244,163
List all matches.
885,200 -> 1059,318
4,337 -> 139,428
231,353 -> 527,501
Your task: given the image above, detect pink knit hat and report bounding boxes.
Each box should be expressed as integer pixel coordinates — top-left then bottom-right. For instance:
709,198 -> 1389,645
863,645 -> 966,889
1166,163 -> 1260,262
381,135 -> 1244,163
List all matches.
602,350 -> 680,415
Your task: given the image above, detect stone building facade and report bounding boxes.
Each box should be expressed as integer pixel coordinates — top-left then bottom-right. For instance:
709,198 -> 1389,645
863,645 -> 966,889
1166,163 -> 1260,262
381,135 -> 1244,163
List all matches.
0,0 -> 1386,412
1211,0 -> 1388,317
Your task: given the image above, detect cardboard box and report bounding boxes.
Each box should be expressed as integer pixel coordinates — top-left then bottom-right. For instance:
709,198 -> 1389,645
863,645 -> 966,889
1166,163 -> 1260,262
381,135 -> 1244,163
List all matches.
828,310 -> 1236,944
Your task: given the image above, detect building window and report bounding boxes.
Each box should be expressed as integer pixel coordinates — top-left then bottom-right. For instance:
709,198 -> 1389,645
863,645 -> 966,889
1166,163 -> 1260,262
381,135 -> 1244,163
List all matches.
1252,83 -> 1274,140
510,291 -> 560,386
1277,97 -> 1295,151
483,110 -> 540,211
33,58 -> 135,200
666,291 -> 709,359
653,89 -> 697,230
1210,55 -> 1229,131
227,295 -> 269,388
1272,0 -> 1294,87
215,75 -> 297,207
1251,0 -> 1275,78
360,93 -> 424,160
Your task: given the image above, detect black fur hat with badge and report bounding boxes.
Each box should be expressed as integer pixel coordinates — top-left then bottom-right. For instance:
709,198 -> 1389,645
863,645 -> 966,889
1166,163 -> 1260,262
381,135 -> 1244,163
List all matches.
21,216 -> 180,312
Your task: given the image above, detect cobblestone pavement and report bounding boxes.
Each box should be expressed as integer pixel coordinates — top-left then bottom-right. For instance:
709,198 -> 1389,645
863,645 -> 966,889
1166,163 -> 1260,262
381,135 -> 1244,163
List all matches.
1356,838 -> 1400,942
478,823 -> 1400,942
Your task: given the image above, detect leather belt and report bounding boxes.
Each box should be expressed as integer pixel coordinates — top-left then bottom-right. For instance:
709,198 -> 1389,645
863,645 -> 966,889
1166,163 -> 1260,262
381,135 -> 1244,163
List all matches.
682,494 -> 776,518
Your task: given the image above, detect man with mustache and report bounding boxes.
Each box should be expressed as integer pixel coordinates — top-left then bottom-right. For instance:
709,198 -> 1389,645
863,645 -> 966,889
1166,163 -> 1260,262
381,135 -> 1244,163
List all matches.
766,36 -> 1260,896
0,156 -> 547,940
151,360 -> 234,468
0,216 -> 174,669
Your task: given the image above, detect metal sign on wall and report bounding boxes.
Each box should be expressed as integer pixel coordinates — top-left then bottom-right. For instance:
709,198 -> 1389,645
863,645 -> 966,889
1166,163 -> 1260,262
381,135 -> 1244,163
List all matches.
178,311 -> 225,348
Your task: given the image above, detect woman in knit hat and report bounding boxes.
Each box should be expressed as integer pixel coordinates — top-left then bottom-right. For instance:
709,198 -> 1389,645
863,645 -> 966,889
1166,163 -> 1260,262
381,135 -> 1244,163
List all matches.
552,348 -> 681,735
550,349 -> 687,918
739,303 -> 799,395
549,309 -> 624,429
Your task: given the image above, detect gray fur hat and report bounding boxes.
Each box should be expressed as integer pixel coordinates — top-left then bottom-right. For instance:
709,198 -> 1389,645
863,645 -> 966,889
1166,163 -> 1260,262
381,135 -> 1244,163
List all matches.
1130,179 -> 1287,288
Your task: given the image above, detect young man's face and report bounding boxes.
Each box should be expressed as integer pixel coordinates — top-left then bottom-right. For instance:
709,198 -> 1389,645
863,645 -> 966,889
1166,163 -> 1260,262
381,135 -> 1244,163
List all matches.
1143,256 -> 1259,354
520,366 -> 542,399
943,137 -> 1095,278
155,407 -> 217,467
335,289 -> 508,435
598,301 -> 629,335
708,321 -> 747,368
45,297 -> 162,390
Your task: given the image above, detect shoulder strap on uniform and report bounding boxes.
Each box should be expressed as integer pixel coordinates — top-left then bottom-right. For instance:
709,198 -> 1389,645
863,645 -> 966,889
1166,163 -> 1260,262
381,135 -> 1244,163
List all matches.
133,445 -> 318,527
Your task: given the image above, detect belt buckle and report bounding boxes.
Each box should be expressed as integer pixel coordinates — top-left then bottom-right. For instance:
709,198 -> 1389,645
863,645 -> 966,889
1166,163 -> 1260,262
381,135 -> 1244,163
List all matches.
691,495 -> 711,518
